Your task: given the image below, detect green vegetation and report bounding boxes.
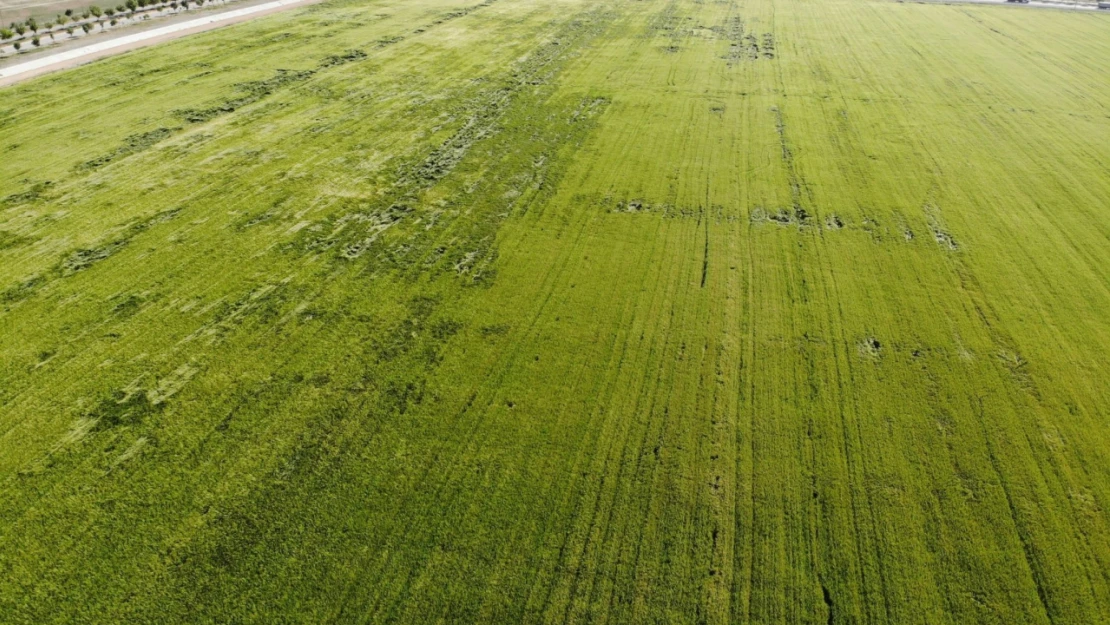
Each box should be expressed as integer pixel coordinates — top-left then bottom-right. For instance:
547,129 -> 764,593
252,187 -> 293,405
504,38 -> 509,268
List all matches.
1,0 -> 1110,622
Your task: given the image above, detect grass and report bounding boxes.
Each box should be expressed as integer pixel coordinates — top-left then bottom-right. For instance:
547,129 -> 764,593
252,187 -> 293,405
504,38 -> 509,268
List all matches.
1,0 -> 1110,622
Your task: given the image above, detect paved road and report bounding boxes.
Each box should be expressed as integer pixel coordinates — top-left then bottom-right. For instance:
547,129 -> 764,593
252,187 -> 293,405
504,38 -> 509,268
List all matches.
907,0 -> 1101,11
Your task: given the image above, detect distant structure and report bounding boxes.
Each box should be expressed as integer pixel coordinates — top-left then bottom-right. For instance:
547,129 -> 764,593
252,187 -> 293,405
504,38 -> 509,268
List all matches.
1100,1 -> 1110,9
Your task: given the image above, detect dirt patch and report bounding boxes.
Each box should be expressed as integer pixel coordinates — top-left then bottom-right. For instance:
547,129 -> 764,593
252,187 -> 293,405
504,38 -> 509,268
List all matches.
858,336 -> 882,358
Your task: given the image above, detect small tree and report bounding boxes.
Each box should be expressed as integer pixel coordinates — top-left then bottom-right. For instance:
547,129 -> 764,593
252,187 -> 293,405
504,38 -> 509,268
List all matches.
0,28 -> 13,39
91,6 -> 103,17
65,8 -> 73,15
31,36 -> 40,46
26,18 -> 38,33
66,26 -> 75,36
81,22 -> 92,34
14,41 -> 21,50
14,24 -> 26,36
109,18 -> 117,25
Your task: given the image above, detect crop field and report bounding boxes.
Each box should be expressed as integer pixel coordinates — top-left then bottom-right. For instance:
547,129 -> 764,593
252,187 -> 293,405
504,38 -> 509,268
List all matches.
1,0 -> 1110,621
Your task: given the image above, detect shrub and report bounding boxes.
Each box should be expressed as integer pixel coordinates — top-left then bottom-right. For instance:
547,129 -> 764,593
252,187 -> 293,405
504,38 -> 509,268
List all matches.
31,36 -> 40,46
13,41 -> 20,50
65,8 -> 73,15
66,26 -> 75,35
14,25 -> 26,35
26,18 -> 38,32
81,23 -> 92,33
0,28 -> 12,40
126,0 -> 137,11
110,18 -> 117,25
91,6 -> 103,17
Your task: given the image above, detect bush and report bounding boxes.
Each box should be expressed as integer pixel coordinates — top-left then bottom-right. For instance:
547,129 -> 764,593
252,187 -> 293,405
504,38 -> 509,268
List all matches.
110,18 -> 117,25
0,28 -> 12,40
31,36 -> 40,46
13,41 -> 20,50
26,18 -> 38,32
65,8 -> 73,15
66,26 -> 75,35
81,23 -> 92,33
126,0 -> 138,11
91,6 -> 103,16
14,25 -> 26,35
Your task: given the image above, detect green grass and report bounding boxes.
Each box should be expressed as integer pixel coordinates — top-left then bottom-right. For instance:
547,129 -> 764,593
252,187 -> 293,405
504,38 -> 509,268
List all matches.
2,0 -> 1110,622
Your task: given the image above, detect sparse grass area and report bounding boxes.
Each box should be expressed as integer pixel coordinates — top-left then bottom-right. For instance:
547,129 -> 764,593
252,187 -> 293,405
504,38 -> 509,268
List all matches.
2,0 -> 1110,622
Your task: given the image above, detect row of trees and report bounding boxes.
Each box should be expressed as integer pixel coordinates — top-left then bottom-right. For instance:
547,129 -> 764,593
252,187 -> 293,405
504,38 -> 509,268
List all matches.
1,0 -> 210,47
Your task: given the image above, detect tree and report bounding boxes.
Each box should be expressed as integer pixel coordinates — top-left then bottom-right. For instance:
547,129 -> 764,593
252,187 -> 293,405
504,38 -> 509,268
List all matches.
26,18 -> 38,33
0,28 -> 13,40
65,8 -> 73,15
14,24 -> 26,36
105,8 -> 115,16
14,41 -> 20,50
81,23 -> 92,33
31,36 -> 40,46
66,26 -> 75,36
126,0 -> 137,11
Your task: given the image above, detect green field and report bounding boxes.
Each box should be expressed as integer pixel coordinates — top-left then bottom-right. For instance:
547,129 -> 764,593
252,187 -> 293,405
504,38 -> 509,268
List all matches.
2,0 -> 1110,621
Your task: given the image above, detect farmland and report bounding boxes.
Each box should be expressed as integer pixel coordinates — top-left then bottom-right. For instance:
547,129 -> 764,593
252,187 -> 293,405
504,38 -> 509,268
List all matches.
2,0 -> 1110,621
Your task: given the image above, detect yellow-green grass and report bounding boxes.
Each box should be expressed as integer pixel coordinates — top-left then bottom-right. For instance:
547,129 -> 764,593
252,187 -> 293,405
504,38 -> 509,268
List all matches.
1,0 -> 1109,622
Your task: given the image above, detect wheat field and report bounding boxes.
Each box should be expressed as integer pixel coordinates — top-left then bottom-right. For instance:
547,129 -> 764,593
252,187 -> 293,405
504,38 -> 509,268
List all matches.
1,0 -> 1110,622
